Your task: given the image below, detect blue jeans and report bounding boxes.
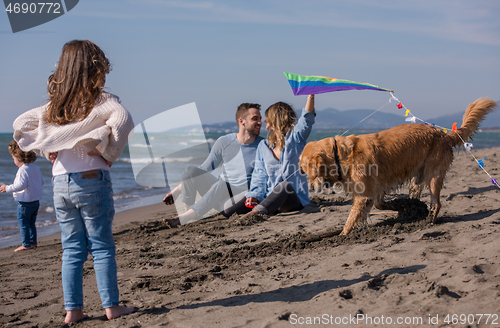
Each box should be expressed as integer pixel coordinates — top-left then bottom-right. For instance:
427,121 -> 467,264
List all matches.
17,200 -> 39,247
53,170 -> 119,310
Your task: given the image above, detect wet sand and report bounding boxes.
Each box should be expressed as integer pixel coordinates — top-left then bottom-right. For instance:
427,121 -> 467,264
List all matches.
0,147 -> 499,327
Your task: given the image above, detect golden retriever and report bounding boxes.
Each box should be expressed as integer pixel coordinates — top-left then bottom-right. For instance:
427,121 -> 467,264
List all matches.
299,98 -> 497,235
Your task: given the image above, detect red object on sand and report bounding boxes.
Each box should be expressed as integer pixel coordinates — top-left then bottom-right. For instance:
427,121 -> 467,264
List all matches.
245,200 -> 258,208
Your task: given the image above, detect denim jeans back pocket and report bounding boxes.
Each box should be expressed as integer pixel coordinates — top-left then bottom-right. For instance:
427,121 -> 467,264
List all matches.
53,196 -> 71,221
75,191 -> 101,218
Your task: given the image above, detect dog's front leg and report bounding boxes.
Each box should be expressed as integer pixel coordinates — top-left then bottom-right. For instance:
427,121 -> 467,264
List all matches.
341,196 -> 374,235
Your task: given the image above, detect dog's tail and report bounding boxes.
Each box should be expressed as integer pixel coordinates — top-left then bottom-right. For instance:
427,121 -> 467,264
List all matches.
447,98 -> 497,147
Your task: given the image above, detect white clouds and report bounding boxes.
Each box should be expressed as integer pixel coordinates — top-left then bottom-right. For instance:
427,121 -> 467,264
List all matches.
114,0 -> 500,46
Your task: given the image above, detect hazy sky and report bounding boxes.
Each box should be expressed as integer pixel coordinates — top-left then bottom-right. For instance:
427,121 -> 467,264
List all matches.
1,0 -> 499,132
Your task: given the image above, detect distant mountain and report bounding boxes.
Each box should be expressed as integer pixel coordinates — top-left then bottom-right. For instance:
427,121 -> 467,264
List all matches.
201,102 -> 500,133
309,107 -> 405,130
202,121 -> 239,133
201,108 -> 407,133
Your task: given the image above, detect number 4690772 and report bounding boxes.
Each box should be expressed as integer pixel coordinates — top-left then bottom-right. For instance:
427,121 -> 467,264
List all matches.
444,314 -> 498,325
5,3 -> 62,14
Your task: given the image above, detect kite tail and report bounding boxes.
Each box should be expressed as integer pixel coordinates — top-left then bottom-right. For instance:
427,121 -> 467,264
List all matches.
447,98 -> 497,147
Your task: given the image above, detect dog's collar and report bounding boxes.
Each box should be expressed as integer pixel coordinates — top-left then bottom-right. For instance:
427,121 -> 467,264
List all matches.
333,139 -> 343,182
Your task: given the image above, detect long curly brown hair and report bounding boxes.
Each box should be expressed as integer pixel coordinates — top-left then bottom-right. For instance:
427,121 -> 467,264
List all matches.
265,102 -> 297,151
45,40 -> 111,125
8,141 -> 37,164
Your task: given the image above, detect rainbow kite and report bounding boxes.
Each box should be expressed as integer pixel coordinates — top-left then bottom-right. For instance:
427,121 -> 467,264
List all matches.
284,72 -> 393,96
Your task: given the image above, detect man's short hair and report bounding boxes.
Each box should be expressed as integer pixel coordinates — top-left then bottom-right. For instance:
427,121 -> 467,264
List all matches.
236,103 -> 261,125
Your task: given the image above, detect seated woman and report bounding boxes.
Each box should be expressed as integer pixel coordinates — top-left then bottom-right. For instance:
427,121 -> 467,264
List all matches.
242,94 -> 315,217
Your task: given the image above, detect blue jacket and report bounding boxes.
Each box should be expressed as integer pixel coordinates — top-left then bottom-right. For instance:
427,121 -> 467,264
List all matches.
246,109 -> 315,206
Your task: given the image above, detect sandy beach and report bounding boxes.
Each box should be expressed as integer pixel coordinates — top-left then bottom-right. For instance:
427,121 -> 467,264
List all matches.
0,146 -> 499,328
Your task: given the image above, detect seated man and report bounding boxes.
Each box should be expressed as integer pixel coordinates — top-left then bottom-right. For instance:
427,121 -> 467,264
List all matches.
163,103 -> 263,227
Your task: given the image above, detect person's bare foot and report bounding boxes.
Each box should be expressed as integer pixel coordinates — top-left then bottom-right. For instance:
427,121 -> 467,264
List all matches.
14,245 -> 34,252
64,310 -> 88,323
240,210 -> 260,220
163,209 -> 199,227
105,305 -> 135,320
163,216 -> 181,228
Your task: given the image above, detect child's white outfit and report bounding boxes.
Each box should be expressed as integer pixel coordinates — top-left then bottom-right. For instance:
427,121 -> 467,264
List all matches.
5,162 -> 44,247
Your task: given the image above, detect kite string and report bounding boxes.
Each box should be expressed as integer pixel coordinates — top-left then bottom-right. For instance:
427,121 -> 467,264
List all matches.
388,92 -> 500,190
389,92 -> 449,131
454,132 -> 497,184
341,100 -> 391,136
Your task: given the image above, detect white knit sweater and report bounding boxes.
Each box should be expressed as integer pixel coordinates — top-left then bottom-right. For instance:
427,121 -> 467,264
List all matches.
13,93 -> 134,163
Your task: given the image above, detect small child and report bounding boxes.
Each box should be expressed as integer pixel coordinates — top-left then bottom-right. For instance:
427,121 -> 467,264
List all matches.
0,141 -> 44,252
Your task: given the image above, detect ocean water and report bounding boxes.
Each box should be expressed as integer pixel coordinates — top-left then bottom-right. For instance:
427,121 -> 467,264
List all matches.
0,132 -> 217,249
0,129 -> 498,249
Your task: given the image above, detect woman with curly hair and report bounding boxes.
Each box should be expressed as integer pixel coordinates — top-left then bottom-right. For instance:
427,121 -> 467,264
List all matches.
243,95 -> 316,217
